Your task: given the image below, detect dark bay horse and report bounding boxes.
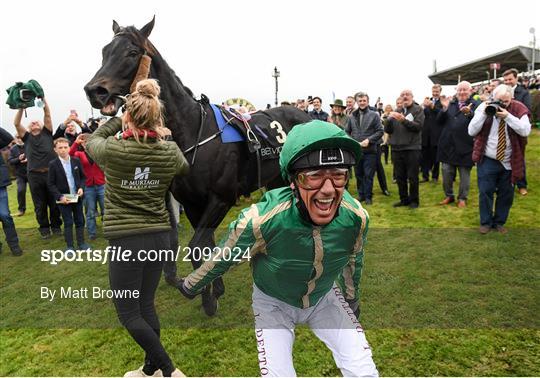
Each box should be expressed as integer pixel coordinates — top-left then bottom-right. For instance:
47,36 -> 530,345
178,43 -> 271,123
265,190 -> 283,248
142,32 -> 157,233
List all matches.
84,18 -> 311,316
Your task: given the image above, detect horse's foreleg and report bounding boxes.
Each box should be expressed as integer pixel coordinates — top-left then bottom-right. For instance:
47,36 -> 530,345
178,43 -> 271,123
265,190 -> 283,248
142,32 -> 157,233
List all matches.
188,195 -> 233,316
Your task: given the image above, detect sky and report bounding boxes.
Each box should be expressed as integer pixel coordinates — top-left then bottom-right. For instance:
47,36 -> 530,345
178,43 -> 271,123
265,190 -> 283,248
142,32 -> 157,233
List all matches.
1,0 -> 538,135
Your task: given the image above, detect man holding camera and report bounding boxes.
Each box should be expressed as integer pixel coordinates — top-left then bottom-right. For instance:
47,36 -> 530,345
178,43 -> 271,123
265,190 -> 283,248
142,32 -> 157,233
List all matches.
468,84 -> 531,234
14,99 -> 62,239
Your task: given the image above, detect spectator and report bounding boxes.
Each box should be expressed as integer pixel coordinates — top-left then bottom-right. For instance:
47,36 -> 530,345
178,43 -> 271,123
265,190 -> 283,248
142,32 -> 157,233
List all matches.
375,98 -> 384,115
8,135 -> 28,216
420,84 -> 443,183
344,95 -> 356,116
48,138 -> 89,251
178,121 -> 378,377
54,110 -> 91,145
372,100 -> 390,196
437,81 -> 479,208
345,92 -> 384,205
308,96 -> 330,121
503,69 -> 532,111
469,84 -> 531,234
479,84 -> 492,102
383,90 -> 425,208
503,68 -> 532,196
380,104 -> 393,165
0,127 -> 23,256
489,79 -> 501,94
70,133 -> 105,240
328,99 -> 348,129
375,135 -> 391,197
86,79 -> 189,377
295,99 -> 308,112
528,75 -> 539,90
14,99 -> 62,239
86,116 -> 107,133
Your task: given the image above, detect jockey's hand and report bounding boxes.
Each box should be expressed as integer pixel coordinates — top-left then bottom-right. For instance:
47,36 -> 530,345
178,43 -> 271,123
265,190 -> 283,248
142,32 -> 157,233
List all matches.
177,279 -> 197,299
346,298 -> 360,319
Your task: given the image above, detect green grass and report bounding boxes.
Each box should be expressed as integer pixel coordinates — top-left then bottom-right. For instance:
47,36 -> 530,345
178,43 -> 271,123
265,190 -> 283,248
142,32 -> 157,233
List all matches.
1,130 -> 539,376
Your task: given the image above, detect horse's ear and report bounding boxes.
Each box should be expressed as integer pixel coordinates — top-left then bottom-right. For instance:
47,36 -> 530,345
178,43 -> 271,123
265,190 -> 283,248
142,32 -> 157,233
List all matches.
112,20 -> 121,35
140,16 -> 155,38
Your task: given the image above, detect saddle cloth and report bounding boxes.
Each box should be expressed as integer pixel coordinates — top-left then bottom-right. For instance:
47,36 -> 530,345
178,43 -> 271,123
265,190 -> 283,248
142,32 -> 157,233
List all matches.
210,103 -> 245,143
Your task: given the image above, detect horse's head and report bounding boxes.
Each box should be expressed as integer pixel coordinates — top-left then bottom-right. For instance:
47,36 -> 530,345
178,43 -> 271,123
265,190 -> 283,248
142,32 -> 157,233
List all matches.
84,17 -> 157,116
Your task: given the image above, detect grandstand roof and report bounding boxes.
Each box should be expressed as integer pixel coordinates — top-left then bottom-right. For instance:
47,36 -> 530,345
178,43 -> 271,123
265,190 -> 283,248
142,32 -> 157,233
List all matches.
429,46 -> 540,85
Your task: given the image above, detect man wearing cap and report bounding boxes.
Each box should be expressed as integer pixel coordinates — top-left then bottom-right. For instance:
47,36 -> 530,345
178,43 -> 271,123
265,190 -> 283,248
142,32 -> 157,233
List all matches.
329,99 -> 348,129
178,120 -> 378,377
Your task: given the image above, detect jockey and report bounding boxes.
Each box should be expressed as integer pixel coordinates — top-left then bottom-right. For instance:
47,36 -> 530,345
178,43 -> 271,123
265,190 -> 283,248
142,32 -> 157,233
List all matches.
179,120 -> 378,377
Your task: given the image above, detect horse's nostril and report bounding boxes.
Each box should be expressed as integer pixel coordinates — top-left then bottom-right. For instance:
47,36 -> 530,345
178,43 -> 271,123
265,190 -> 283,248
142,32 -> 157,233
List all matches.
96,87 -> 109,96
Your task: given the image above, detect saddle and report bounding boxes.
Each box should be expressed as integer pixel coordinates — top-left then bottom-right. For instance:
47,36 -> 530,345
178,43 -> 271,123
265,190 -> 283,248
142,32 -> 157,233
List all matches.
211,104 -> 286,160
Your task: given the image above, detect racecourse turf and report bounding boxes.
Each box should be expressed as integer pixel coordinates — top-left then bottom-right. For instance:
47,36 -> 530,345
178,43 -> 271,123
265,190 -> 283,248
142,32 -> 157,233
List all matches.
0,129 -> 539,376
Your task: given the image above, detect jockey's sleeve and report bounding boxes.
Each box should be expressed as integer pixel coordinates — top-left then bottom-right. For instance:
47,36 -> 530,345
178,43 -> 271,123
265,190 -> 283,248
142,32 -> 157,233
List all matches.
184,205 -> 261,294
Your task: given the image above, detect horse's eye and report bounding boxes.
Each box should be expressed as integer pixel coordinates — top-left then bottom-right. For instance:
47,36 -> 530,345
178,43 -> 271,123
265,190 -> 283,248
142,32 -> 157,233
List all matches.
128,50 -> 139,58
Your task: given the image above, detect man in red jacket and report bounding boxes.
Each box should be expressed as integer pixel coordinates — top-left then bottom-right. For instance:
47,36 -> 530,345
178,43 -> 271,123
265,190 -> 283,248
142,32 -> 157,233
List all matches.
468,84 -> 531,234
70,133 -> 105,239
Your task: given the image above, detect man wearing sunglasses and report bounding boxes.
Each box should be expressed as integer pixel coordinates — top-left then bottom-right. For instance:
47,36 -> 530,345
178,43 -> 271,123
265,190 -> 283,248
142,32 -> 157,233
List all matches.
178,120 -> 378,377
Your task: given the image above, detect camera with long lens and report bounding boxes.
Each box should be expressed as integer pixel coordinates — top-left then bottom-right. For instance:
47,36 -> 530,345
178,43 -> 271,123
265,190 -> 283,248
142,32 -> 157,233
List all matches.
485,100 -> 504,116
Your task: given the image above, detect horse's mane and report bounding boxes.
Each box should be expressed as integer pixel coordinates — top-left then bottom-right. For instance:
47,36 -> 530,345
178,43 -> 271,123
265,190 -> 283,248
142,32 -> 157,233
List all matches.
118,26 -> 195,99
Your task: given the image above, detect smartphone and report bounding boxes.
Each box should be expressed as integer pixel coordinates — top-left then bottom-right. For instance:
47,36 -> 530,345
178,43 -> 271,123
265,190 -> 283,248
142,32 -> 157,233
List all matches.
307,96 -> 313,103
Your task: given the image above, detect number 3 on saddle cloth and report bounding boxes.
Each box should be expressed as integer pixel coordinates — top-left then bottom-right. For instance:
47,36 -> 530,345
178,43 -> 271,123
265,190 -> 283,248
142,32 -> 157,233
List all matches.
210,104 -> 287,160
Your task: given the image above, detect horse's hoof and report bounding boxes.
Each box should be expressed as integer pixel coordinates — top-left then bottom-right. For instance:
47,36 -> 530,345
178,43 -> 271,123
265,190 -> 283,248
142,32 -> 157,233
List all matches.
164,275 -> 182,288
212,279 -> 225,299
202,292 -> 218,316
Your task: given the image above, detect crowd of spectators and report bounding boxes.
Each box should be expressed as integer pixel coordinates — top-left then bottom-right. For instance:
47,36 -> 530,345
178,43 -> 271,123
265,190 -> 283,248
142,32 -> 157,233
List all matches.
279,68 -> 533,233
0,103 -> 107,255
0,69 -> 536,255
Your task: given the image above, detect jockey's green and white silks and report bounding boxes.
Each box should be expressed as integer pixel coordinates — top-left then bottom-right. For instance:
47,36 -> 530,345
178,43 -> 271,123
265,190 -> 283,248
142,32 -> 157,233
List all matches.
184,186 -> 369,308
